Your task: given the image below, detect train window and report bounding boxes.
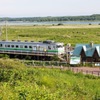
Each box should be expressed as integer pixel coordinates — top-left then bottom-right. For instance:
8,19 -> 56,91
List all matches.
29,46 -> 32,48
8,45 -> 10,47
20,45 -> 23,48
16,45 -> 18,48
33,46 -> 37,50
40,47 -> 43,51
25,46 -> 28,48
5,45 -> 10,47
53,46 -> 55,49
0,44 -> 2,47
11,45 -> 14,48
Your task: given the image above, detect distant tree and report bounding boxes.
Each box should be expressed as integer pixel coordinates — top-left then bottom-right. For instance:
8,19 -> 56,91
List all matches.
58,23 -> 63,26
98,23 -> 100,25
89,23 -> 92,25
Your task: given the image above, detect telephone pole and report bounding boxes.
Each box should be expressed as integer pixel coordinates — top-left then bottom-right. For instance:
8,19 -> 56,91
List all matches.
5,20 -> 8,41
0,25 -> 2,36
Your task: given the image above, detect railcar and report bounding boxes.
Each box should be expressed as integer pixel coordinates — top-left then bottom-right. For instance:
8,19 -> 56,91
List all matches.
0,40 -> 65,56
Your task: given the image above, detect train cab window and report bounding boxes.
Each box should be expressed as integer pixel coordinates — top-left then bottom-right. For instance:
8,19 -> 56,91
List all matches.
56,45 -> 59,48
16,45 -> 18,48
11,45 -> 14,48
25,46 -> 28,48
0,44 -> 2,47
29,46 -> 32,49
56,45 -> 63,48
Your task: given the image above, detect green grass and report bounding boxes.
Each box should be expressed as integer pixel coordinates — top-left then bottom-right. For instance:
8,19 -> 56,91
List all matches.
1,25 -> 100,46
0,58 -> 100,100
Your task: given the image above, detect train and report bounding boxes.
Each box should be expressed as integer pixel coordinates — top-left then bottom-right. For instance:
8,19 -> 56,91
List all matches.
0,40 -> 65,57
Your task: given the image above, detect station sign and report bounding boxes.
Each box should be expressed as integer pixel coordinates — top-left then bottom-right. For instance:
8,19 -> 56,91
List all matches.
70,56 -> 80,65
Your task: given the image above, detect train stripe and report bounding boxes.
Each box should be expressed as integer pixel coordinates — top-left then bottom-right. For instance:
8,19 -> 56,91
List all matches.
0,47 -> 58,53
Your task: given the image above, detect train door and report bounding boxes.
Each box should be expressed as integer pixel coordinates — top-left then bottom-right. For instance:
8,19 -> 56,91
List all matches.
33,46 -> 37,52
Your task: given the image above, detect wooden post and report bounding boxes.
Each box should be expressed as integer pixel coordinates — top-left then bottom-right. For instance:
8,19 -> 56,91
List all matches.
76,68 -> 78,73
60,65 -> 63,70
86,70 -> 88,74
92,71 -> 93,75
98,72 -> 99,77
81,69 -> 83,73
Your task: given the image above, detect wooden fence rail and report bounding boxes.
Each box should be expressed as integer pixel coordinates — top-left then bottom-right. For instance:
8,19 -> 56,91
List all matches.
70,67 -> 100,77
21,60 -> 100,77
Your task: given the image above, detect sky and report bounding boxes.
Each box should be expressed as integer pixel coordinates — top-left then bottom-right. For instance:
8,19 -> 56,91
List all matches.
0,0 -> 100,17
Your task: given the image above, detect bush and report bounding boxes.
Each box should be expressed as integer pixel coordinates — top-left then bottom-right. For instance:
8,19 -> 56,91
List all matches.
0,54 -> 9,59
51,55 -> 60,61
57,23 -> 63,25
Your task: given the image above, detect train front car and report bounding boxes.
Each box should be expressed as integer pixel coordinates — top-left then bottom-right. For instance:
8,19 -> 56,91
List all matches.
43,40 -> 65,55
55,42 -> 65,55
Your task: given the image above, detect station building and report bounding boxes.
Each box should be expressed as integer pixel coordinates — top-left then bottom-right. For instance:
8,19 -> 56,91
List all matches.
73,42 -> 100,62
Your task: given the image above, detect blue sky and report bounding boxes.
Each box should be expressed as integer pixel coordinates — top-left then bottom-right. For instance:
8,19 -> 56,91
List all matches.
0,0 -> 100,17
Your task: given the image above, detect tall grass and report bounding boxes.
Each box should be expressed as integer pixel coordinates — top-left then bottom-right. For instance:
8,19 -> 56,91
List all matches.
1,25 -> 100,46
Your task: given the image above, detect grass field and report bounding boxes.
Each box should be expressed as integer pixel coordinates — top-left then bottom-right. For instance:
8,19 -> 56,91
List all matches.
1,25 -> 100,46
0,58 -> 100,100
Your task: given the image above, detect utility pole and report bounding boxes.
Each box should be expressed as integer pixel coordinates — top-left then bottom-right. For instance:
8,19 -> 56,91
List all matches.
5,20 -> 8,41
0,25 -> 2,36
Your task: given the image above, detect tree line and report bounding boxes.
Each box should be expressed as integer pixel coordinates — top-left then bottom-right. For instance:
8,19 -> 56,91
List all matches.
0,14 -> 100,22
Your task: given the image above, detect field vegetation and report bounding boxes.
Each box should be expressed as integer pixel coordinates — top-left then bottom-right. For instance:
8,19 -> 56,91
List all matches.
0,25 -> 100,99
0,58 -> 100,100
1,25 -> 100,46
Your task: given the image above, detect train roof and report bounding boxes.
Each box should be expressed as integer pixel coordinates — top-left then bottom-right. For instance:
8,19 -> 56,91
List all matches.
0,40 -> 64,45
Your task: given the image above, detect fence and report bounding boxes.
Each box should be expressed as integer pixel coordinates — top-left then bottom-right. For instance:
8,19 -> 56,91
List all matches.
21,60 -> 100,77
70,67 -> 100,77
77,62 -> 100,68
21,60 -> 69,67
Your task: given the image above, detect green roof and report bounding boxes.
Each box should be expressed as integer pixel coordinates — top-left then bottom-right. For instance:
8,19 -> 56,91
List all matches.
73,44 -> 100,57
